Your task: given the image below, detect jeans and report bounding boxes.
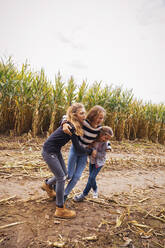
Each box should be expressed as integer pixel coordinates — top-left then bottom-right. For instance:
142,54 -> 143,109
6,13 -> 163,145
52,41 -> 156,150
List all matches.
42,150 -> 67,207
64,145 -> 87,198
83,163 -> 102,196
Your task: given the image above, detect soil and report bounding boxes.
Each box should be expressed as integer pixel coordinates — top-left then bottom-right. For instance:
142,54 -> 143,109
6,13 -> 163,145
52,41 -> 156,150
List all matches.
0,135 -> 165,248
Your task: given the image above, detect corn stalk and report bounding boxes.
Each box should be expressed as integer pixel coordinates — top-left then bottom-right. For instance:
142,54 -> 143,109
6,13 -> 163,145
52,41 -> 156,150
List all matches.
0,57 -> 18,132
76,80 -> 88,104
114,87 -> 133,141
65,76 -> 77,107
1,56 -> 165,145
84,81 -> 103,110
31,68 -> 52,136
136,104 -> 149,140
48,72 -> 66,134
127,99 -> 143,140
145,103 -> 163,143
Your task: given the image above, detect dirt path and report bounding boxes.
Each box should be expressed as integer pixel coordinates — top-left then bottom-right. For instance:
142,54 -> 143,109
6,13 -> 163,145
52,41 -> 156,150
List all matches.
1,166 -> 165,201
0,136 -> 165,248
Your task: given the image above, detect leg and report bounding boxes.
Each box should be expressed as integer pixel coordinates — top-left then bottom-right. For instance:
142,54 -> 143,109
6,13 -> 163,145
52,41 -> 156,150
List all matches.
82,163 -> 95,196
91,165 -> 102,192
55,152 -> 68,207
67,145 -> 78,179
42,151 -> 76,218
64,153 -> 87,199
83,164 -> 102,194
42,151 -> 66,206
53,152 -> 67,192
74,164 -> 99,202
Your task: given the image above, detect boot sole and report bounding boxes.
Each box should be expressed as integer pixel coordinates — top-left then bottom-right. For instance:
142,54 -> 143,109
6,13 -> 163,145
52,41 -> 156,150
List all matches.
54,215 -> 76,219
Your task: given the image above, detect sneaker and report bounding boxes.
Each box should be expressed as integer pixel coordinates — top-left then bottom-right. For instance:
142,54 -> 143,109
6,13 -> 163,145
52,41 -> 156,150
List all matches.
64,195 -> 68,202
74,194 -> 85,202
93,190 -> 98,199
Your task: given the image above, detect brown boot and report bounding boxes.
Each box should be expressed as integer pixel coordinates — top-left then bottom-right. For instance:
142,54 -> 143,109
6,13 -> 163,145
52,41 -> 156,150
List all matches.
41,181 -> 56,198
54,206 -> 76,219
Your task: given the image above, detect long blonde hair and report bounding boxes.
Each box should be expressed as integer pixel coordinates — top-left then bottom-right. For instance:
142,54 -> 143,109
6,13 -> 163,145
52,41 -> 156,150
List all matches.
66,103 -> 84,136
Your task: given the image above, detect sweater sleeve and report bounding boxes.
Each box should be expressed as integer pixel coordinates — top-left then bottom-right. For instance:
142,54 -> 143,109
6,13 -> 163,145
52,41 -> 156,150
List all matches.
95,143 -> 107,160
71,134 -> 93,155
106,141 -> 112,151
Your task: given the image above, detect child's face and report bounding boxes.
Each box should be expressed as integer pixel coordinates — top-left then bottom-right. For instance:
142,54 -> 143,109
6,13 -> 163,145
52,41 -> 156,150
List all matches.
76,107 -> 86,124
91,112 -> 105,128
99,134 -> 111,142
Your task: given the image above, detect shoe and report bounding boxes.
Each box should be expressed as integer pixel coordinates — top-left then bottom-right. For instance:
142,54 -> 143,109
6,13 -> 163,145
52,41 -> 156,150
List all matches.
93,190 -> 98,199
64,195 -> 68,202
74,194 -> 85,202
41,181 -> 56,198
54,206 -> 76,219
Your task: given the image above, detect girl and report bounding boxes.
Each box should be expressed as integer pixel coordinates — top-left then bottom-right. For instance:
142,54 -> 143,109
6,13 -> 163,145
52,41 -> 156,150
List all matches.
62,105 -> 107,201
41,103 -> 96,219
74,126 -> 113,202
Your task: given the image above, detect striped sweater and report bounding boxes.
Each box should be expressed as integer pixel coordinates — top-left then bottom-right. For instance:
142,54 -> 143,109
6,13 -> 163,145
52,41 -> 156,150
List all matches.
61,117 -> 111,149
79,120 -> 102,147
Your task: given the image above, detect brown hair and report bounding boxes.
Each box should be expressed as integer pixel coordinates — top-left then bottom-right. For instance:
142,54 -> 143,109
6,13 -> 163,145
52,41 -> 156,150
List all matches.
86,105 -> 106,124
99,126 -> 113,137
66,103 -> 84,136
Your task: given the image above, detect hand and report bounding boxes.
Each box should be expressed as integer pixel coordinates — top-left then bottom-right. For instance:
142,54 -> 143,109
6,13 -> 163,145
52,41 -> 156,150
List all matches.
88,141 -> 97,149
63,123 -> 72,136
106,148 -> 113,152
88,143 -> 93,148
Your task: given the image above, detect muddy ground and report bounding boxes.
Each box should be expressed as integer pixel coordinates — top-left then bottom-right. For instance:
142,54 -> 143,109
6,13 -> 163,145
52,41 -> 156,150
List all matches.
0,135 -> 165,248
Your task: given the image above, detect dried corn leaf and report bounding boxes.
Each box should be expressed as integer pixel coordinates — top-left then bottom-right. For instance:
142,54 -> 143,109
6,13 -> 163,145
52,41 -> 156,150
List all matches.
0,221 -> 24,229
98,219 -> 109,228
128,220 -> 150,228
121,237 -> 133,247
47,241 -> 65,247
115,213 -> 125,228
0,195 -> 16,204
138,197 -> 150,203
82,235 -> 97,241
0,238 -> 4,244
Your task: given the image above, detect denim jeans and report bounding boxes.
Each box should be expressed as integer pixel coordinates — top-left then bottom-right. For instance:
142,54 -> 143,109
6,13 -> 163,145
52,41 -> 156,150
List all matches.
42,150 -> 67,207
83,163 -> 102,196
64,145 -> 87,198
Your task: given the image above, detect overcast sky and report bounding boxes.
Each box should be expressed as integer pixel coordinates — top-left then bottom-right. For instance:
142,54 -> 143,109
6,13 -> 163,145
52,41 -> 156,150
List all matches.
1,0 -> 165,104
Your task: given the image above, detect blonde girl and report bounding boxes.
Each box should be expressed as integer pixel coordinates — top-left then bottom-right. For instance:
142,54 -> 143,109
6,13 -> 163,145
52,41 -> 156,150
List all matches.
41,103 -> 95,219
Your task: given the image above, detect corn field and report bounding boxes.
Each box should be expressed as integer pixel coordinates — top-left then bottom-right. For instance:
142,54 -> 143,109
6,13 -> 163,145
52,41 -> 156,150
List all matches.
0,57 -> 165,144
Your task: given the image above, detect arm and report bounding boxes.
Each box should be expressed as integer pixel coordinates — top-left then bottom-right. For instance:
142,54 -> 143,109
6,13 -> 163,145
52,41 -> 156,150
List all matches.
63,123 -> 73,136
60,115 -> 73,136
95,143 -> 107,160
71,134 -> 94,155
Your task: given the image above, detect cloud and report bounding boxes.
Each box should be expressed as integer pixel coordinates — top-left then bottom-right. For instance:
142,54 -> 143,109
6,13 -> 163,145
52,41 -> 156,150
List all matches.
137,0 -> 165,25
58,32 -> 72,45
57,31 -> 86,50
67,60 -> 88,70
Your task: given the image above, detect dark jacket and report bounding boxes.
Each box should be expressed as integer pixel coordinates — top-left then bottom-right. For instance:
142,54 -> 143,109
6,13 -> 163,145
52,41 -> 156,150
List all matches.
43,125 -> 93,155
